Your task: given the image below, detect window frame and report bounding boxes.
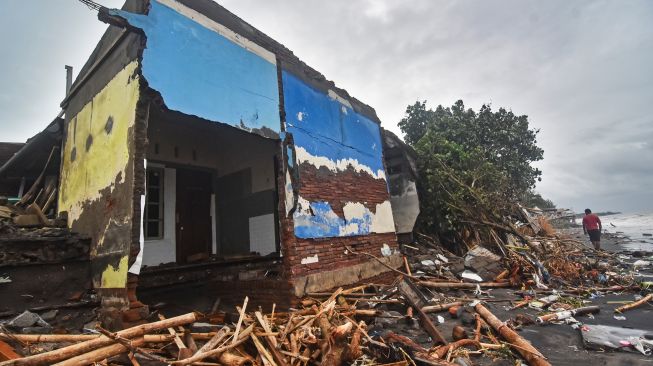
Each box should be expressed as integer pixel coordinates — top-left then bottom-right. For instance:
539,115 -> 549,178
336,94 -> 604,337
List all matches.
144,167 -> 165,240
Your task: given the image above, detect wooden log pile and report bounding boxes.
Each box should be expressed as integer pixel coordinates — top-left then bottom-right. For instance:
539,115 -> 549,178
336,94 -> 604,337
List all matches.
0,278 -> 559,366
1,224 -> 647,365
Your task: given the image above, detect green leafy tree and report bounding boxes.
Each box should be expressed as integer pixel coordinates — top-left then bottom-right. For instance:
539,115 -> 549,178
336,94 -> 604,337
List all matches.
522,190 -> 556,209
399,100 -> 544,248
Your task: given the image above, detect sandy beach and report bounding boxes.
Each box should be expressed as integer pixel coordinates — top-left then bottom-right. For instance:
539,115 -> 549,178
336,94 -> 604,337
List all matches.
560,225 -> 653,255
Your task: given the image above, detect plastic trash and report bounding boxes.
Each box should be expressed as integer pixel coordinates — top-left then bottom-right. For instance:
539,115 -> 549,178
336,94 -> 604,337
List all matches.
461,270 -> 483,282
581,324 -> 653,355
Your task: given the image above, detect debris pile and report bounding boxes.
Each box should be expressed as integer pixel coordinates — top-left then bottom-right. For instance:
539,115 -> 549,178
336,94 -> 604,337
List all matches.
1,206 -> 651,364
1,262 -> 651,365
1,283 -> 548,365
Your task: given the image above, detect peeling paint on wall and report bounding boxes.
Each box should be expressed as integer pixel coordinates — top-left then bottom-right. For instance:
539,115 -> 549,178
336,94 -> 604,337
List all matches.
294,146 -> 386,180
101,256 -> 129,288
284,170 -> 295,216
58,61 -> 140,289
293,195 -> 394,239
300,254 -> 319,265
108,0 -> 281,137
282,71 -> 385,180
281,70 -> 394,238
59,62 -> 140,224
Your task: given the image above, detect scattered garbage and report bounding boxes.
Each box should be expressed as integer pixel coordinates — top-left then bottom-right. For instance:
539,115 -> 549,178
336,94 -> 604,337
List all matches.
464,246 -> 503,281
460,270 -> 483,282
536,306 -> 600,324
1,205 -> 651,365
582,324 -> 653,355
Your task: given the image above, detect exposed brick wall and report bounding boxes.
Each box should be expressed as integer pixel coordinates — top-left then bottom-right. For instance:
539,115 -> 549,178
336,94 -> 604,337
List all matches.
210,278 -> 298,310
278,162 -> 400,279
296,163 -> 390,217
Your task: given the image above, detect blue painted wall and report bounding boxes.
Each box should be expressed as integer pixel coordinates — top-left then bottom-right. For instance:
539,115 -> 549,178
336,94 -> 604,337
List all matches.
282,71 -> 391,239
109,1 -> 392,240
282,71 -> 384,175
109,0 -> 280,135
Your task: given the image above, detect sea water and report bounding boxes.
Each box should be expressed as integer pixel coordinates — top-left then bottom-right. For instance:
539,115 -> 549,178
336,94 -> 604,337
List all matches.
598,212 -> 653,251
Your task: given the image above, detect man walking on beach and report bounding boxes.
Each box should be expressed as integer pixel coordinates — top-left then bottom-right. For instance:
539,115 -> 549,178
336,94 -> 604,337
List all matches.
582,208 -> 602,250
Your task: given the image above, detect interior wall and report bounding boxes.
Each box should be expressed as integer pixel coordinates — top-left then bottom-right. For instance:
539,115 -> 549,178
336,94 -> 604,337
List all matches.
141,165 -> 177,266
149,113 -> 277,192
143,109 -> 280,263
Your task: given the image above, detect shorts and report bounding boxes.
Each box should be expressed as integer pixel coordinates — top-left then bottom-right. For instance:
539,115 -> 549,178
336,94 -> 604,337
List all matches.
588,229 -> 601,242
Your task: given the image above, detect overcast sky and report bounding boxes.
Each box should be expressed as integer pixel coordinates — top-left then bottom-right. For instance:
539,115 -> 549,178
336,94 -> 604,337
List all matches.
1,0 -> 651,213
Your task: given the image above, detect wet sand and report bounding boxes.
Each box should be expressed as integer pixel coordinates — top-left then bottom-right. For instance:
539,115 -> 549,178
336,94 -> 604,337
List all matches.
559,226 -> 626,253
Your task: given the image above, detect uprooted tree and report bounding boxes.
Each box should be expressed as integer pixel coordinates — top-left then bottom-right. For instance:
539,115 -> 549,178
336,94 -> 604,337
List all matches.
399,100 -> 545,252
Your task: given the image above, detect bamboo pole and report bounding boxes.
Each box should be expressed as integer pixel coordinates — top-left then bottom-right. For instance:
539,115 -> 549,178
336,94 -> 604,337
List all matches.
433,339 -> 480,359
170,324 -> 254,366
0,333 -> 216,344
422,302 -> 464,314
615,293 -> 653,313
474,304 -> 550,366
173,328 -> 231,366
233,297 -> 249,344
419,281 -> 512,289
52,337 -> 146,366
0,312 -> 199,366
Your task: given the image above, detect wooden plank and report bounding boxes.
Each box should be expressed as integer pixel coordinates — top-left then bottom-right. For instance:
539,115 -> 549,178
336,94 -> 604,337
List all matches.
397,277 -> 447,346
255,312 -> 288,366
0,341 -> 20,361
158,314 -> 192,360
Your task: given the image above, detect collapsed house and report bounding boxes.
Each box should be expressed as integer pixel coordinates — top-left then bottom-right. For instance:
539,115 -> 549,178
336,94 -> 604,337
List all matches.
0,0 -> 422,321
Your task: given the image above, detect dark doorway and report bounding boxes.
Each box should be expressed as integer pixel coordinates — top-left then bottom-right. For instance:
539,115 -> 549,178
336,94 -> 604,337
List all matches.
176,168 -> 213,263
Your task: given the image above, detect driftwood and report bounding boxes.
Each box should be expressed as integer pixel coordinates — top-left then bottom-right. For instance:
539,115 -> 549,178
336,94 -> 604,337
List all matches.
536,306 -> 600,324
0,341 -> 20,361
433,339 -> 481,359
53,337 -> 145,366
218,352 -> 252,366
422,302 -> 464,314
0,312 -> 199,366
233,297 -> 249,344
474,303 -> 550,366
396,277 -> 447,345
614,293 -> 652,313
95,326 -> 168,363
158,314 -> 192,360
419,281 -> 512,289
17,147 -> 58,207
0,333 -> 216,343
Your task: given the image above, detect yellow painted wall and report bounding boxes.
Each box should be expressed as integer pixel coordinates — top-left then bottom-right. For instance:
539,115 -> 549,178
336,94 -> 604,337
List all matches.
58,61 -> 140,289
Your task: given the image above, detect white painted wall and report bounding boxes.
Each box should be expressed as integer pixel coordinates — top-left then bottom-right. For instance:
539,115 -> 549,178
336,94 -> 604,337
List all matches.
142,166 -> 177,266
390,180 -> 420,234
148,116 -> 279,193
145,116 -> 281,262
248,213 -> 276,255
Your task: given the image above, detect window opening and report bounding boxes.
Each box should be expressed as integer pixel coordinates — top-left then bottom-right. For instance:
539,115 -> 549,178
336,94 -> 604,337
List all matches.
144,168 -> 164,239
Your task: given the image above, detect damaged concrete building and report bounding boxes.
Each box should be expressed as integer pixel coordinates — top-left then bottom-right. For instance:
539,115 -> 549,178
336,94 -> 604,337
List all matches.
4,0 -> 420,320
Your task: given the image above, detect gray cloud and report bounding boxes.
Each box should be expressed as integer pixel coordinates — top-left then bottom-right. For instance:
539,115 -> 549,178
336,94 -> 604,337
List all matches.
1,0 -> 651,212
